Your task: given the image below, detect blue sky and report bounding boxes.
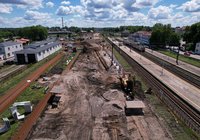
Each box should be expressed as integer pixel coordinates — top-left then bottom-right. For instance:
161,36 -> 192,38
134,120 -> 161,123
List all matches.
0,0 -> 200,28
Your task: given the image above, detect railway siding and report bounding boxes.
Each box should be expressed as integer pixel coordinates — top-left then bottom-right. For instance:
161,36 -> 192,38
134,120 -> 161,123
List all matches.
0,65 -> 27,83
0,52 -> 64,114
11,51 -> 81,140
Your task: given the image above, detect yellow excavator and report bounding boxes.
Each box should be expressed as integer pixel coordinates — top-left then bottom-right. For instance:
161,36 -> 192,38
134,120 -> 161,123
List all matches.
119,73 -> 135,100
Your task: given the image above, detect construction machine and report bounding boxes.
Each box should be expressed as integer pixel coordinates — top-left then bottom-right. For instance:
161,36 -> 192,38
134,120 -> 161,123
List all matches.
119,73 -> 135,100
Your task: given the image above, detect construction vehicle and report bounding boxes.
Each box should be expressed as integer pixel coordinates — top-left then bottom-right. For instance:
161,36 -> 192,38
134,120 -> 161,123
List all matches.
119,73 -> 135,100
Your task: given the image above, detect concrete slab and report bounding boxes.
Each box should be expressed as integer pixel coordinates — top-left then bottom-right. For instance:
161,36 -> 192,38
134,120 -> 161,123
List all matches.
50,84 -> 65,94
125,101 -> 145,109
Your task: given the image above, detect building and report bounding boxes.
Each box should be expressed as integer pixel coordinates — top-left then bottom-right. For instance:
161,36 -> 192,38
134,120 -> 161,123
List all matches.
121,30 -> 130,37
175,26 -> 186,35
129,31 -> 151,45
15,38 -> 30,46
15,40 -> 62,64
0,41 -> 23,61
195,43 -> 200,54
180,38 -> 186,51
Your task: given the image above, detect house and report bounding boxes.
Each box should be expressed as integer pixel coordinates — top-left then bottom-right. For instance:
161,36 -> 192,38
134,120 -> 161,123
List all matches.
0,41 -> 23,60
129,31 -> 151,45
15,40 -> 62,64
195,43 -> 200,54
15,38 -> 30,46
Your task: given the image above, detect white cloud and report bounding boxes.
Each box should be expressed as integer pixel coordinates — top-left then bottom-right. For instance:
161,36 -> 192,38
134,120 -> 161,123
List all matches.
178,0 -> 200,12
169,4 -> 177,8
136,0 -> 160,7
56,5 -> 85,16
61,1 -> 70,5
24,10 -> 51,21
46,2 -> 54,8
0,3 -> 13,13
0,0 -> 44,10
148,6 -> 172,19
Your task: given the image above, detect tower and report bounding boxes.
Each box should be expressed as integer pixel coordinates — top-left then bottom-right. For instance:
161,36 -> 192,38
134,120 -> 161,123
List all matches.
62,17 -> 64,28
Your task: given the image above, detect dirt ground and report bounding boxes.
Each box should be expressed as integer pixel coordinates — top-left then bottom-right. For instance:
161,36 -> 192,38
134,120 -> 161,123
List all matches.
28,45 -> 173,140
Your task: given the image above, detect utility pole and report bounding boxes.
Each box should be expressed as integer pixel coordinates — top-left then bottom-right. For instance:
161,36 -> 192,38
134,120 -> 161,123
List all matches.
62,17 -> 64,29
176,46 -> 180,65
111,44 -> 114,65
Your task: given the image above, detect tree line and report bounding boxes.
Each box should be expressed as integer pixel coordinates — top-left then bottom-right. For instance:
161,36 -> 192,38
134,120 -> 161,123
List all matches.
0,25 -> 48,42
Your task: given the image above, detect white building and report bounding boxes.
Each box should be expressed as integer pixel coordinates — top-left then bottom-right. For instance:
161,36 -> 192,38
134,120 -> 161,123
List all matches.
15,40 -> 62,64
0,41 -> 23,61
195,43 -> 200,54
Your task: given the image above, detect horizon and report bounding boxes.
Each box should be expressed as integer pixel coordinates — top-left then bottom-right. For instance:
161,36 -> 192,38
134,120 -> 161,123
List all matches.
0,0 -> 200,28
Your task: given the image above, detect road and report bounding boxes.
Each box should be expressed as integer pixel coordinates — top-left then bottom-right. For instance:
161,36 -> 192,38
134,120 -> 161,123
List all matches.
179,50 -> 200,60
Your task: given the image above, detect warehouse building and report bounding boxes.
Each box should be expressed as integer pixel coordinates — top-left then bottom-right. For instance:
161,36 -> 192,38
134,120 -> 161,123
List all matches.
15,40 -> 61,64
0,41 -> 23,61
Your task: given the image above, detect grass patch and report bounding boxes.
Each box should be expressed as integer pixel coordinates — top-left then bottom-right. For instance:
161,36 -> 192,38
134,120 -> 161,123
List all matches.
0,51 -> 60,96
146,94 -> 199,140
0,52 -> 76,140
113,48 -> 200,140
113,49 -> 132,71
0,82 -> 45,140
158,50 -> 200,68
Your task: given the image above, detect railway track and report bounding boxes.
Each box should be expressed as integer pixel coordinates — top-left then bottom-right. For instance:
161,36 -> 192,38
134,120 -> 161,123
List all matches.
0,53 -> 64,114
0,65 -> 27,82
11,51 -> 82,140
142,51 -> 200,88
106,37 -> 200,134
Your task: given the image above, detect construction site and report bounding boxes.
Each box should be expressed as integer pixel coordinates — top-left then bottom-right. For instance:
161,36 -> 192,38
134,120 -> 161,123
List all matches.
0,33 -> 199,140
25,34 -> 173,140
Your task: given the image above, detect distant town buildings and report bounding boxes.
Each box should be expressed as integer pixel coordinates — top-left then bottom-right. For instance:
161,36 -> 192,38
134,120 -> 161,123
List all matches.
0,41 -> 23,61
15,39 -> 61,64
175,26 -> 186,35
195,43 -> 200,54
128,31 -> 152,45
121,30 -> 130,37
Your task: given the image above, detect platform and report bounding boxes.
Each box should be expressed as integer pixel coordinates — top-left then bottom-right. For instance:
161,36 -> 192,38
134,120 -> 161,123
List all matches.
113,41 -> 200,112
145,48 -> 200,76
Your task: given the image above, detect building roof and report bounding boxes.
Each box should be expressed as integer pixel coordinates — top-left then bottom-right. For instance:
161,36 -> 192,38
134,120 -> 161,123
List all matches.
0,41 -> 22,48
133,31 -> 152,37
16,41 -> 60,54
16,38 -> 30,44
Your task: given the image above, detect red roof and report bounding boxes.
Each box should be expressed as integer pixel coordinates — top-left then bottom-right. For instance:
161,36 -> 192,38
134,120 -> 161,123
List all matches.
16,38 -> 30,44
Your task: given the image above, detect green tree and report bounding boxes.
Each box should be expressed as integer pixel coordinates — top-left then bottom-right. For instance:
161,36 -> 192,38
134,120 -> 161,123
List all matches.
150,23 -> 180,48
18,25 -> 48,41
168,32 -> 180,46
183,22 -> 200,51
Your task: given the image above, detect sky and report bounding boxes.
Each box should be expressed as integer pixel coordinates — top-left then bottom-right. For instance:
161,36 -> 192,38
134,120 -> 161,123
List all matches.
0,0 -> 200,28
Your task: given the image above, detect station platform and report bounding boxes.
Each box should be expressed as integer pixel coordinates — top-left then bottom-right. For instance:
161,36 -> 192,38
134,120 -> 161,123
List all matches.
113,41 -> 200,112
145,48 -> 200,76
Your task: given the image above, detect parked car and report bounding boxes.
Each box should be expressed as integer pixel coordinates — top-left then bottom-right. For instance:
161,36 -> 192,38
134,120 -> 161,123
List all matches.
184,51 -> 190,56
3,60 -> 15,65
